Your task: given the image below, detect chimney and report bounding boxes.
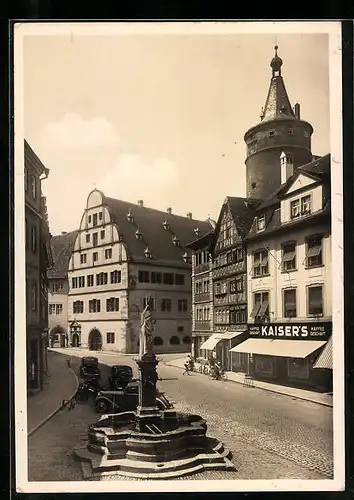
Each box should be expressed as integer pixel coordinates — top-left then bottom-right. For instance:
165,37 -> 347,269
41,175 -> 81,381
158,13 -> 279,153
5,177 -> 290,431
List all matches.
167,207 -> 172,215
137,200 -> 144,207
61,231 -> 67,235
186,212 -> 192,219
294,103 -> 300,119
280,152 -> 294,184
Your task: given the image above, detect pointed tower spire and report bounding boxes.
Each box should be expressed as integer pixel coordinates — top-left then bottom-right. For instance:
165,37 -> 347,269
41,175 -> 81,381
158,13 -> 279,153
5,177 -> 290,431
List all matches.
261,46 -> 296,122
243,45 -> 314,201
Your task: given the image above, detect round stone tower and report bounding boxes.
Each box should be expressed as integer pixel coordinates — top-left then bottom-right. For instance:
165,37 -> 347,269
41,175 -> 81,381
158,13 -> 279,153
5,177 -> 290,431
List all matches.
244,46 -> 314,200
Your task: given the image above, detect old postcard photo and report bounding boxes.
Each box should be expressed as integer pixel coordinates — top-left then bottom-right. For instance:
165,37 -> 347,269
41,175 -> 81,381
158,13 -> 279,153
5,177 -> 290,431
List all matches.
14,21 -> 344,493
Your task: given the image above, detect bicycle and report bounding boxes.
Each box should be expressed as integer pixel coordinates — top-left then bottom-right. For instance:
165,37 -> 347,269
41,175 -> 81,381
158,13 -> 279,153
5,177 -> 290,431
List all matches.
209,367 -> 228,381
198,363 -> 209,375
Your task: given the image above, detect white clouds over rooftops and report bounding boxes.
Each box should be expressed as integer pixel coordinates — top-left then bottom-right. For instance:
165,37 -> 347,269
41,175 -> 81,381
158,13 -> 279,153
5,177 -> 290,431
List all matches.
39,113 -> 120,149
97,154 -> 180,207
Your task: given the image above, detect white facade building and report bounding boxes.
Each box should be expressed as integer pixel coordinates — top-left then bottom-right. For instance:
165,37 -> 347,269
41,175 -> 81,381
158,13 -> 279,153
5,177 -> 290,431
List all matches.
67,189 -> 213,353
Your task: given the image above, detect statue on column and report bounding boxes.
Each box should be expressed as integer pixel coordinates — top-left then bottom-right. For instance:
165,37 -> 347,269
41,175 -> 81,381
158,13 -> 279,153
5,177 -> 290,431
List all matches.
139,295 -> 154,358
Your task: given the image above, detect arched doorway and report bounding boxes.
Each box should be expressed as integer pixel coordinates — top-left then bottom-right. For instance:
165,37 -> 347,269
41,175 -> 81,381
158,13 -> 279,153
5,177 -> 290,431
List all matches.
50,326 -> 67,348
88,328 -> 102,351
72,333 -> 79,347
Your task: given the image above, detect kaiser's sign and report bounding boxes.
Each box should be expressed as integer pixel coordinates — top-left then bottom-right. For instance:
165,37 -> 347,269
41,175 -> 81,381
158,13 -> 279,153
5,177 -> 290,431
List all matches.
248,323 -> 331,340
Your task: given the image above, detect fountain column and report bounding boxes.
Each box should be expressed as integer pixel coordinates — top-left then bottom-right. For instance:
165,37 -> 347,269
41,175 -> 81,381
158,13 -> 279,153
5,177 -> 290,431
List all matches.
135,295 -> 161,432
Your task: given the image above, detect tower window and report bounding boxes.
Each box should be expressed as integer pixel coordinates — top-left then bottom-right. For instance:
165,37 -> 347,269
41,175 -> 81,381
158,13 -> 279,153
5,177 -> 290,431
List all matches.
252,182 -> 257,190
304,131 -> 309,138
268,130 -> 275,137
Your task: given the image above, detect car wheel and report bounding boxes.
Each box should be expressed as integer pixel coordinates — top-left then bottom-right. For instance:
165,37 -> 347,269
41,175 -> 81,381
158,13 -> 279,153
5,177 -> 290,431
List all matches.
95,400 -> 109,414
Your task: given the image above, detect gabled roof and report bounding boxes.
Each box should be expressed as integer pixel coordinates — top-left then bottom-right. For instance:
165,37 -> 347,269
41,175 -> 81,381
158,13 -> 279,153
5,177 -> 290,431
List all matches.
246,199 -> 331,241
257,154 -> 331,211
47,230 -> 78,279
104,197 -> 213,266
205,196 -> 260,253
185,230 -> 216,250
24,139 -> 49,177
226,197 -> 261,238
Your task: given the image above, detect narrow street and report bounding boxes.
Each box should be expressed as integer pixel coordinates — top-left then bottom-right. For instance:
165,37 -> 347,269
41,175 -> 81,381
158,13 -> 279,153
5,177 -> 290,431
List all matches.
28,350 -> 333,481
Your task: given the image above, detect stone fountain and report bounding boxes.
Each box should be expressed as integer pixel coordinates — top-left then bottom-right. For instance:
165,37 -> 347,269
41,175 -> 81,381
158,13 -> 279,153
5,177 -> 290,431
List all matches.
73,295 -> 236,480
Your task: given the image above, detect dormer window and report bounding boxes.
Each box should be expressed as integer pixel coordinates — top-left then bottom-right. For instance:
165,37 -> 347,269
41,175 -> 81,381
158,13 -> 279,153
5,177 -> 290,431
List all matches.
288,128 -> 294,135
182,252 -> 190,263
126,209 -> 134,223
257,214 -> 266,231
162,220 -> 170,230
194,228 -> 201,237
268,130 -> 275,137
135,228 -> 142,240
291,195 -> 312,219
172,235 -> 180,247
301,195 -> 311,215
144,247 -> 152,259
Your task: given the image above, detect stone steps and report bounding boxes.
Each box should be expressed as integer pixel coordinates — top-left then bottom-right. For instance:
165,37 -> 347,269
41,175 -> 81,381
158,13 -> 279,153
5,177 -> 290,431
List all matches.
74,445 -> 236,480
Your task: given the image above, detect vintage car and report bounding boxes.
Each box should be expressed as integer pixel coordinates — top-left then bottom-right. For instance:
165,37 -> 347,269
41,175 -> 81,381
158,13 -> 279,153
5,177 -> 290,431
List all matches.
95,381 -> 173,414
108,364 -> 134,390
79,356 -> 101,380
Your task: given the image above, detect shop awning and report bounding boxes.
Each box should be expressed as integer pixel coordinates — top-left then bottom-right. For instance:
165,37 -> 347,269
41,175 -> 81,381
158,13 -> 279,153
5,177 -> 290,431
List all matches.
200,331 -> 244,350
230,338 -> 327,358
313,337 -> 333,369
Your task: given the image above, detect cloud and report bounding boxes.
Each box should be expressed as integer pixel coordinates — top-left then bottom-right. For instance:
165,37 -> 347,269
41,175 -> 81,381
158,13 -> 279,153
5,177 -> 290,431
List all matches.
38,113 -> 120,149
97,154 -> 180,206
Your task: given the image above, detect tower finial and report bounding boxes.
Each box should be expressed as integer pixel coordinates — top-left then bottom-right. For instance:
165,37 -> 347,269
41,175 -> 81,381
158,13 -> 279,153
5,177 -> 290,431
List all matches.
270,45 -> 283,77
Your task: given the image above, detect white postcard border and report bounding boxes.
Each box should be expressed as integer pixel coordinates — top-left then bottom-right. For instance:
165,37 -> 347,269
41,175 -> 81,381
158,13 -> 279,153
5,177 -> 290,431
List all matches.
14,20 -> 344,493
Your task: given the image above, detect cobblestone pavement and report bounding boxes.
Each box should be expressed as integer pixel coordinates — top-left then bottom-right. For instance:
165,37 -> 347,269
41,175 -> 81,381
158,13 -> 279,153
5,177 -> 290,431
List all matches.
28,385 -> 323,482
28,351 -> 333,481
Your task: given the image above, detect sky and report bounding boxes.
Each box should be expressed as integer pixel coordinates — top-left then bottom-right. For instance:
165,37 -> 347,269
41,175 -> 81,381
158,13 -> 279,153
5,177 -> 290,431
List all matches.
22,26 -> 330,236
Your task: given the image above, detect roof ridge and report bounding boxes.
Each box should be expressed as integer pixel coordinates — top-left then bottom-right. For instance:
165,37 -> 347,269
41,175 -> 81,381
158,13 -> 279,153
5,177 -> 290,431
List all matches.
104,196 -> 209,224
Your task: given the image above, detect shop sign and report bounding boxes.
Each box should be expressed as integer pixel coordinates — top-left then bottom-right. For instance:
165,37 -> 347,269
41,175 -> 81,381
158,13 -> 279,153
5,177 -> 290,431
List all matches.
248,322 -> 331,340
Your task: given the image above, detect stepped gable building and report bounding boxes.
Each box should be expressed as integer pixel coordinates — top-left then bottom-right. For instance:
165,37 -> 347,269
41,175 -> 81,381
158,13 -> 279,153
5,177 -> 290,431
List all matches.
244,46 -> 314,201
25,140 -> 53,393
68,189 -> 214,354
47,230 -> 78,348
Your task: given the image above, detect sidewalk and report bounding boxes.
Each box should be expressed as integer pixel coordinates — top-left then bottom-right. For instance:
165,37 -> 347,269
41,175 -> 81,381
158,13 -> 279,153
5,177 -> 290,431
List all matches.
163,356 -> 333,408
27,350 -> 79,436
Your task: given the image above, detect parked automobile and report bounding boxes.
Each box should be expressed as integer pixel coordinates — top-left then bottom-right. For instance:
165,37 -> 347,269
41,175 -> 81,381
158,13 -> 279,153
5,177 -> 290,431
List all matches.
108,364 -> 134,390
75,378 -> 101,402
79,356 -> 101,380
95,382 -> 173,414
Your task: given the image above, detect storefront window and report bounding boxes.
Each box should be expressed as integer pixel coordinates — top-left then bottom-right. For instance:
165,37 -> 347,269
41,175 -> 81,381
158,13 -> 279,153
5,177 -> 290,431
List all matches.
232,352 -> 243,371
255,355 -> 274,375
287,358 -> 309,380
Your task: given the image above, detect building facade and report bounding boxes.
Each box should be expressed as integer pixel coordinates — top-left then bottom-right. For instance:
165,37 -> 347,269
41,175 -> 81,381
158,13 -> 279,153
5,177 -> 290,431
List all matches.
67,189 -> 214,353
235,153 -> 332,390
186,231 -> 215,361
47,230 -> 78,347
208,197 -> 258,371
187,46 -> 332,391
25,140 -> 53,393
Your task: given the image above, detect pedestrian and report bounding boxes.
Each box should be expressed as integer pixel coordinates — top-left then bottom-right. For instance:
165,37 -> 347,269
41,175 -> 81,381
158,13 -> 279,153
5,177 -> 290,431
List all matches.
183,355 -> 192,375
